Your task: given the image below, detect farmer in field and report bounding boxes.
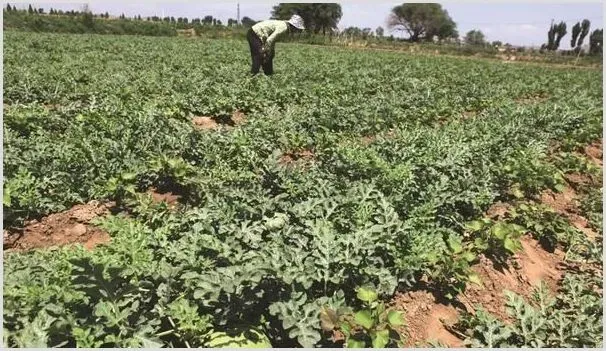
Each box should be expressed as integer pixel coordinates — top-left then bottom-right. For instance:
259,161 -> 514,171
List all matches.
247,15 -> 305,75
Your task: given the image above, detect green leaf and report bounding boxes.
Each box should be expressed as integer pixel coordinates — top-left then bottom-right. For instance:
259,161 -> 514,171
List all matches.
136,335 -> 163,348
372,329 -> 390,348
193,289 -> 206,299
503,237 -> 520,253
462,251 -> 476,262
387,310 -> 404,327
512,186 -> 525,199
357,286 -> 378,303
492,222 -> 510,240
511,223 -> 527,233
474,237 -> 489,250
340,322 -> 352,338
468,272 -> 483,287
553,183 -> 566,193
354,310 -> 374,329
3,187 -> 11,207
447,235 -> 463,254
347,338 -> 366,348
121,172 -> 137,181
465,220 -> 484,232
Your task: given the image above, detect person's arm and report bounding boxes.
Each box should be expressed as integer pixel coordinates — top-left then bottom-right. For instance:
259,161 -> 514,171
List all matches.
264,22 -> 289,53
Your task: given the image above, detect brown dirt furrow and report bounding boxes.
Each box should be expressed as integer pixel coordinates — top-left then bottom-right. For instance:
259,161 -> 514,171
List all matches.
192,110 -> 247,130
3,200 -> 115,252
278,149 -> 315,167
393,234 -> 565,347
584,139 -> 603,166
147,187 -> 181,209
391,290 -> 463,347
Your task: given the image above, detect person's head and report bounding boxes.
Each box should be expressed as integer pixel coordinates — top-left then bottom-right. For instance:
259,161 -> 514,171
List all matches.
287,14 -> 305,33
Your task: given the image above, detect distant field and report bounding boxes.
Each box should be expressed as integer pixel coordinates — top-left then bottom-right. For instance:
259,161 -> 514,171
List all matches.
3,31 -> 603,348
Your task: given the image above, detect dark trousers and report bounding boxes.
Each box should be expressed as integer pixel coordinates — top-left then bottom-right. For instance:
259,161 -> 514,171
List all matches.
247,28 -> 274,75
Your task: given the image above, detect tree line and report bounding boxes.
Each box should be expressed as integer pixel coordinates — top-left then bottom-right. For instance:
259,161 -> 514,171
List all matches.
270,3 -> 602,55
4,3 -> 257,28
542,19 -> 602,55
3,2 -> 602,55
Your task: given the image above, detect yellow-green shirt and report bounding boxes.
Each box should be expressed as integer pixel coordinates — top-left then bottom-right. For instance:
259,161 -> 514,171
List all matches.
252,20 -> 290,52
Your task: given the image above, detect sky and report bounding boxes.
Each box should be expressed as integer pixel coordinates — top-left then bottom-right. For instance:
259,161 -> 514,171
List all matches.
8,1 -> 605,49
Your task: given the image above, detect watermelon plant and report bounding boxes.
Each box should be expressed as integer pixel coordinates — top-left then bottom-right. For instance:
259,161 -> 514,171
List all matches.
2,30 -> 602,347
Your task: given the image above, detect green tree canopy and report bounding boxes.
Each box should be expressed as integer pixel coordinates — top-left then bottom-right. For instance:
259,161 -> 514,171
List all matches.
375,26 -> 384,37
545,21 -> 566,51
465,30 -> 486,46
387,3 -> 458,42
570,19 -> 591,51
343,26 -> 362,37
271,3 -> 342,35
589,28 -> 602,55
241,16 -> 257,27
578,19 -> 591,48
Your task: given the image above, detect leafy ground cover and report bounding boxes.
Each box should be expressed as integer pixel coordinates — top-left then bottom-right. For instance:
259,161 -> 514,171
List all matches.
2,31 -> 603,348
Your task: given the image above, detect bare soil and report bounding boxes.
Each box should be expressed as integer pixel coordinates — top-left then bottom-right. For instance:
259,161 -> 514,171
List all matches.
515,93 -> 549,105
278,149 -> 315,167
360,135 -> 375,146
192,116 -> 219,130
231,110 -> 246,125
3,201 -> 115,252
565,172 -> 593,187
392,290 -> 463,347
539,185 -> 599,242
3,188 -> 183,253
486,201 -> 511,220
192,110 -> 247,130
359,128 -> 396,145
147,187 -> 181,209
462,110 -> 478,119
584,139 -> 603,166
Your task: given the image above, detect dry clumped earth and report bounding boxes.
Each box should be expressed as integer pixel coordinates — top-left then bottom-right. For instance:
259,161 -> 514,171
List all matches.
3,188 -> 181,252
147,187 -> 181,209
192,110 -> 246,130
3,200 -> 114,252
278,149 -> 316,167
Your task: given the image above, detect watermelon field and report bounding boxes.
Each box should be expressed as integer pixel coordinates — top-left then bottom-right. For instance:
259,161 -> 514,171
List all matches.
2,31 -> 603,348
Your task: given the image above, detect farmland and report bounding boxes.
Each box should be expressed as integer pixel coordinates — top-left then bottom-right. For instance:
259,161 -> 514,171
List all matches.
2,31 -> 603,348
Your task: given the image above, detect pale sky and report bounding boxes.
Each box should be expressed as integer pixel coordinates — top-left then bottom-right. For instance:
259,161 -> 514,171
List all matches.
7,1 -> 605,48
